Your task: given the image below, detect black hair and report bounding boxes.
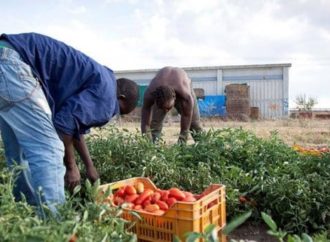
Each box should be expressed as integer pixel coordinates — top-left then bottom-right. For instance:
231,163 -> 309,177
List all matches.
152,86 -> 176,108
117,78 -> 139,113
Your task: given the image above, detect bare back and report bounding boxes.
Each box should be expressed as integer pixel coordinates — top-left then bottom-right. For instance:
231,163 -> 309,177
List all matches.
146,67 -> 192,99
142,67 -> 195,138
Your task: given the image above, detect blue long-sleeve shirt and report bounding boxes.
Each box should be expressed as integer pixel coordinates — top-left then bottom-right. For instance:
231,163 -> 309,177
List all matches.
1,32 -> 119,137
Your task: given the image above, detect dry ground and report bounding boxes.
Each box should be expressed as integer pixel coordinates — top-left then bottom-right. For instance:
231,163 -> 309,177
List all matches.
114,118 -> 330,147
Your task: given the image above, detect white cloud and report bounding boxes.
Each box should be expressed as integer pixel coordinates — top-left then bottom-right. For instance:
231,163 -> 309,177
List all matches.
104,0 -> 138,4
2,0 -> 329,107
173,0 -> 221,14
67,5 -> 87,14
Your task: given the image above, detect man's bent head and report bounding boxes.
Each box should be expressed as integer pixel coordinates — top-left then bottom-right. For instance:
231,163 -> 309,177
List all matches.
117,78 -> 139,114
152,86 -> 176,112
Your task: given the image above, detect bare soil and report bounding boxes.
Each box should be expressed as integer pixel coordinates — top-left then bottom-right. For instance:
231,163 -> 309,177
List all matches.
228,222 -> 278,242
114,118 -> 330,147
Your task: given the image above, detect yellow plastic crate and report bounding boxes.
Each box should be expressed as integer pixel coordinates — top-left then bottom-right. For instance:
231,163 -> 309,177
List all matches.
99,177 -> 226,242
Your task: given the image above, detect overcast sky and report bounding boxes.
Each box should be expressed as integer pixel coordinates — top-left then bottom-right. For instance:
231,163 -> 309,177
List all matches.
1,0 -> 329,108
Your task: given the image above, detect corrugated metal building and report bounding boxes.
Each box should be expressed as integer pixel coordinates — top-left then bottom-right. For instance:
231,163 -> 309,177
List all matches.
115,63 -> 291,119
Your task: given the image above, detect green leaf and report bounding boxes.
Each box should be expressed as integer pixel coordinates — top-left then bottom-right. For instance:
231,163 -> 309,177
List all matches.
293,234 -> 302,242
128,234 -> 137,242
173,235 -> 181,242
86,179 -> 92,191
82,210 -> 89,222
130,211 -> 142,221
223,210 -> 252,235
185,232 -> 203,242
94,178 -> 100,188
288,234 -> 302,242
261,212 -> 277,231
26,235 -> 44,242
267,230 -> 281,237
204,224 -> 216,235
207,232 -> 219,242
101,233 -> 108,242
72,185 -> 81,195
302,233 -> 313,242
287,235 -> 296,242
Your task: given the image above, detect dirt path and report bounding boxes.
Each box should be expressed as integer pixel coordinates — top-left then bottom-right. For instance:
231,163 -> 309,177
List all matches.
228,222 -> 277,242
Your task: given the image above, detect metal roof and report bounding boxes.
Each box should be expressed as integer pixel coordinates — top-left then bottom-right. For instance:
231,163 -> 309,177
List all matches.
114,63 -> 292,74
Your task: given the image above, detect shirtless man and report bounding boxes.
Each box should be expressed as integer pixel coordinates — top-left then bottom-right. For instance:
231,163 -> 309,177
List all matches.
141,67 -> 202,143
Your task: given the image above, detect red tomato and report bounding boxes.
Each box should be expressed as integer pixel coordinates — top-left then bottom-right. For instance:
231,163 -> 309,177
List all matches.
151,192 -> 161,203
142,197 -> 151,207
160,190 -> 170,201
125,194 -> 139,203
124,185 -> 137,195
166,197 -> 177,207
184,191 -> 194,197
135,189 -> 154,205
133,204 -> 143,210
169,188 -> 186,201
114,187 -> 125,198
144,204 -> 160,212
239,195 -> 247,203
183,196 -> 196,202
156,200 -> 169,210
69,234 -> 78,242
114,196 -> 124,206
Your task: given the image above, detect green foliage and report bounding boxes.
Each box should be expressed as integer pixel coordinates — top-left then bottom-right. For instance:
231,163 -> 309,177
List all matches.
223,210 -> 252,235
0,168 -> 136,242
1,126 -> 329,240
183,224 -> 219,242
87,126 -> 330,237
261,212 -> 329,242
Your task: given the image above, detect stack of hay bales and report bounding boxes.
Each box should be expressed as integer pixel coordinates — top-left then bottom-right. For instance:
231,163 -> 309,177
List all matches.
225,84 -> 250,121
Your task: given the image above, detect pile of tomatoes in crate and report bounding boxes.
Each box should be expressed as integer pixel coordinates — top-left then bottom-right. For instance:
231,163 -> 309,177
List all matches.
107,182 -> 199,215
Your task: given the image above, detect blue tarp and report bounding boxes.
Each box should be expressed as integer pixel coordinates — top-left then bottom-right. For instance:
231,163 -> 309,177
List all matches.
198,95 -> 227,117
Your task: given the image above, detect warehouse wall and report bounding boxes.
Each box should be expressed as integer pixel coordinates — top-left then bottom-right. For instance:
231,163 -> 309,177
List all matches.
115,64 -> 291,119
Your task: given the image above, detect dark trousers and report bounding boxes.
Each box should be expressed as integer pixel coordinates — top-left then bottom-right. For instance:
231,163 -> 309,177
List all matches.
150,89 -> 203,142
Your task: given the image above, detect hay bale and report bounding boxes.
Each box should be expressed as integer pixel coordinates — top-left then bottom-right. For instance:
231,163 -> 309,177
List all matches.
226,98 -> 251,115
225,84 -> 251,121
225,84 -> 250,98
250,107 -> 260,120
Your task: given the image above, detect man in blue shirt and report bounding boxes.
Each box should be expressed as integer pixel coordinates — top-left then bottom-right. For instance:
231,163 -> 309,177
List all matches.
0,32 -> 138,214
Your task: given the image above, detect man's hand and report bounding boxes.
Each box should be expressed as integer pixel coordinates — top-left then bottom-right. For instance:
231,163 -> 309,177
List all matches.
143,127 -> 153,141
86,164 -> 99,184
73,135 -> 101,184
64,164 -> 81,192
178,130 -> 189,144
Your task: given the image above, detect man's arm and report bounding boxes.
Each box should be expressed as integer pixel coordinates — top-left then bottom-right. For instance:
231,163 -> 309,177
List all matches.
141,92 -> 154,140
73,135 -> 99,184
178,94 -> 194,143
60,133 -> 81,192
60,133 -> 99,191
